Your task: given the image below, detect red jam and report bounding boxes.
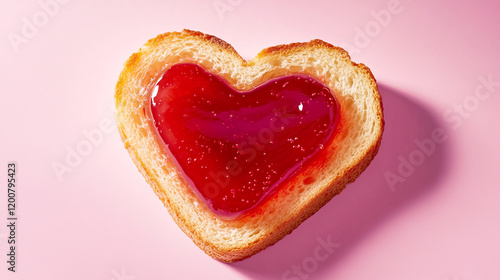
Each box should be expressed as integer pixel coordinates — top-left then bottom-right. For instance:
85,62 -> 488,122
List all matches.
151,63 -> 338,217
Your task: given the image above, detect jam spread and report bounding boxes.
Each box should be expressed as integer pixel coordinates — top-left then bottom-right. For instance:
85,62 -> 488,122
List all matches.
151,63 -> 339,217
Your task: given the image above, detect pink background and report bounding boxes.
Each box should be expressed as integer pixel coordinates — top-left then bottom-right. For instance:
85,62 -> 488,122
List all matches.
1,0 -> 500,279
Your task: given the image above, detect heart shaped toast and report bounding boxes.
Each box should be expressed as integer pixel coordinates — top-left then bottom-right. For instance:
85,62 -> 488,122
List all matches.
115,30 -> 383,262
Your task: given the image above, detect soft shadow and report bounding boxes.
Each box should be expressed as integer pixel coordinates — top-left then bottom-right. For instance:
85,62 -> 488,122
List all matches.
228,84 -> 451,279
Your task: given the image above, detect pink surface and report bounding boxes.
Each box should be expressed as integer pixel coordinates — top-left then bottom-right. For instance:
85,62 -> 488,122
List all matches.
1,0 -> 499,279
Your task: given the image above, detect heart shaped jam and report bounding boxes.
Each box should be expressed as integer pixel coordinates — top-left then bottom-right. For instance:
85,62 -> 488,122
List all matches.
151,63 -> 339,217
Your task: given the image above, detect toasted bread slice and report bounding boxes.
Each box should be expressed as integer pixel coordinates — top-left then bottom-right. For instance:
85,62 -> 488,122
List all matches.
115,29 -> 383,262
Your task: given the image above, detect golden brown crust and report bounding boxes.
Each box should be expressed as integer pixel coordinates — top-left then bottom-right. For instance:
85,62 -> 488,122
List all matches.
259,39 -> 348,59
115,29 -> 384,262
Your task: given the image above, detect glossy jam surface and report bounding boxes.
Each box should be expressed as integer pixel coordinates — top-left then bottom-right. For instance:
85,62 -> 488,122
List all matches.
151,63 -> 338,216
